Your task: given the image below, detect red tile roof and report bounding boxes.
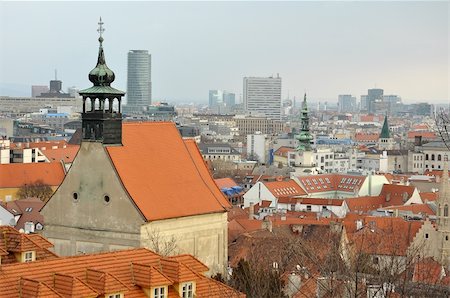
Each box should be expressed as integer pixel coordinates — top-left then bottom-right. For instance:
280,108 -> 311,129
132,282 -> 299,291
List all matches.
419,192 -> 438,202
0,247 -> 244,298
0,226 -> 57,264
0,162 -> 65,188
297,174 -> 365,193
10,140 -> 70,150
407,131 -> 437,140
347,217 -> 423,256
105,123 -> 230,221
277,197 -> 345,206
382,203 -> 435,216
273,146 -> 295,157
345,196 -> 385,213
354,132 -> 379,142
379,183 -> 417,205
263,180 -> 307,198
42,146 -> 80,163
214,177 -> 239,189
2,197 -> 44,230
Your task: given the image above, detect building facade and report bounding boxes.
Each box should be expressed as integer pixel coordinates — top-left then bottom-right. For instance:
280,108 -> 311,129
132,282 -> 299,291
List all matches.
41,25 -> 230,276
243,76 -> 282,120
125,50 -> 152,113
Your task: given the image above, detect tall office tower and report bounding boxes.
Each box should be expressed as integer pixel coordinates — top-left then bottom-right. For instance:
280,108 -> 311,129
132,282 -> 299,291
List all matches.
243,75 -> 282,120
223,91 -> 235,108
209,90 -> 223,111
125,50 -> 152,114
366,88 -> 383,114
209,90 -> 236,114
338,94 -> 357,113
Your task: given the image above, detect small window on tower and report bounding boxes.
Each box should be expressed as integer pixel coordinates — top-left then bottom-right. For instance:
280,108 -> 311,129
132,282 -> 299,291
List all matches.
73,192 -> 79,202
104,195 -> 110,204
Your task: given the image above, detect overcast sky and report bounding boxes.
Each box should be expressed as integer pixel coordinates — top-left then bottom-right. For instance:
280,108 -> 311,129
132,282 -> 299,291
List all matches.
0,1 -> 448,104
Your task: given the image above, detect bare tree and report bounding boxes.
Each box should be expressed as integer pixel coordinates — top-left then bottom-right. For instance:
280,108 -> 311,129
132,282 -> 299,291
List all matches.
17,180 -> 53,201
142,227 -> 178,256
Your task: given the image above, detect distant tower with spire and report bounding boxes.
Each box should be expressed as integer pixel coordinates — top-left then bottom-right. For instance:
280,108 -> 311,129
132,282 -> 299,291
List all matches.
78,18 -> 125,145
437,155 -> 450,265
378,115 -> 395,150
296,93 -> 313,151
292,94 -> 318,176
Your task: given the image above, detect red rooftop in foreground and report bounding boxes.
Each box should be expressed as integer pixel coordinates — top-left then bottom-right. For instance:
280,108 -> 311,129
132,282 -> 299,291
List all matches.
0,247 -> 244,298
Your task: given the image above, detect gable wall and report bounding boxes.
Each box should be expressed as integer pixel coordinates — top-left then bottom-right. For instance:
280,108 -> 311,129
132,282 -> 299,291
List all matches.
41,142 -> 145,256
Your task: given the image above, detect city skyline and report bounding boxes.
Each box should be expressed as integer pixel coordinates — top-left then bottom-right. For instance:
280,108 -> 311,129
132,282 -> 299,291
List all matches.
0,1 -> 448,103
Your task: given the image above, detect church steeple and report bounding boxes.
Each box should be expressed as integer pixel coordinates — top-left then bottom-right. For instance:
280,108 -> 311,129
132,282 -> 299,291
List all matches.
296,93 -> 313,151
380,115 -> 390,139
437,155 -> 450,264
79,18 -> 125,145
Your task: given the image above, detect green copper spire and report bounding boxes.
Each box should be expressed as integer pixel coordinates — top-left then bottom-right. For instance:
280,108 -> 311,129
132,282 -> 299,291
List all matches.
380,115 -> 390,139
296,93 -> 313,151
79,17 -> 124,96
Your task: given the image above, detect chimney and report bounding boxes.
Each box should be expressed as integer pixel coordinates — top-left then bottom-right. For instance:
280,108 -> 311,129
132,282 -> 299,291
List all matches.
414,136 -> 422,147
249,202 -> 255,220
356,219 -> 363,231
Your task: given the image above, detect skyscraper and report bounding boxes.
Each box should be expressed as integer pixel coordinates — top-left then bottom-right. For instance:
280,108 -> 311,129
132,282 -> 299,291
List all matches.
209,90 -> 236,114
243,75 -> 282,120
125,50 -> 151,114
338,94 -> 357,113
366,88 -> 383,114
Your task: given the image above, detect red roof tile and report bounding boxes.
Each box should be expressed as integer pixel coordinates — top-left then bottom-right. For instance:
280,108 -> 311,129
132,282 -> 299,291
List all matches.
298,174 -> 365,193
382,203 -> 435,216
2,197 -> 44,230
419,192 -> 438,202
105,123 -> 230,221
0,247 -> 244,298
0,162 -> 65,188
273,146 -> 295,157
263,180 -> 307,198
407,131 -> 437,140
214,177 -> 239,189
42,146 -> 80,163
346,217 -> 423,256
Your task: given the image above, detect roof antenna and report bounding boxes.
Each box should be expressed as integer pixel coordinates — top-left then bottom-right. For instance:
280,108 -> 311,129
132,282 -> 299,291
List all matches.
55,69 -> 57,80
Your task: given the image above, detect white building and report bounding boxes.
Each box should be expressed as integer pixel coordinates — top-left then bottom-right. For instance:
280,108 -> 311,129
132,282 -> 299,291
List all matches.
243,76 -> 282,121
247,132 -> 268,164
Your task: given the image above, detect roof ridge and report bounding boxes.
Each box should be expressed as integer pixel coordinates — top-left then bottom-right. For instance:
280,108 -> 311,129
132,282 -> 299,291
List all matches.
181,139 -> 229,211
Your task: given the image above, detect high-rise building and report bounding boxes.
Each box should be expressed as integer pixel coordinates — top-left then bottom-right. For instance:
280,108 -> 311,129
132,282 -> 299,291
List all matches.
208,90 -> 236,114
125,50 -> 152,114
338,94 -> 356,113
366,88 -> 384,113
243,75 -> 282,120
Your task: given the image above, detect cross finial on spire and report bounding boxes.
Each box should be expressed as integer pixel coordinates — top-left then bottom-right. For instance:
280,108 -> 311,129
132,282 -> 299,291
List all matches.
97,17 -> 105,43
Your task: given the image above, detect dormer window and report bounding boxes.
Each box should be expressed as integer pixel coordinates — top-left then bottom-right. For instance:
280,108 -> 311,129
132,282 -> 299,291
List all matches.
181,282 -> 194,298
107,294 -> 123,298
153,286 -> 166,298
23,251 -> 35,262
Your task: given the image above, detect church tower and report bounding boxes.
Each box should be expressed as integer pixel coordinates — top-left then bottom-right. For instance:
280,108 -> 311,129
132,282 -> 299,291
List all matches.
296,93 -> 313,152
78,18 -> 125,145
378,115 -> 394,150
293,94 -> 318,176
437,156 -> 450,265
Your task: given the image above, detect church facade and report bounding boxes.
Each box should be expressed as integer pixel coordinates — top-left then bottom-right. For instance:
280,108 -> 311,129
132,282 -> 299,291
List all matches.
41,20 -> 230,275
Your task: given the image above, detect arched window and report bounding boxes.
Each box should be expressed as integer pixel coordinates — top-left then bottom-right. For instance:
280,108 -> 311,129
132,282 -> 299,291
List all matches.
438,154 -> 442,161
431,154 -> 435,161
425,154 -> 429,160
444,204 -> 449,217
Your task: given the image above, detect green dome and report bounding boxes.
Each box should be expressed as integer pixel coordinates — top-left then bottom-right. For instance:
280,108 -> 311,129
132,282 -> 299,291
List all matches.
88,37 -> 115,86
